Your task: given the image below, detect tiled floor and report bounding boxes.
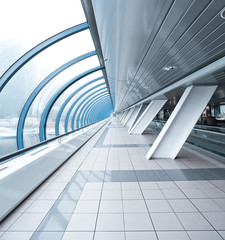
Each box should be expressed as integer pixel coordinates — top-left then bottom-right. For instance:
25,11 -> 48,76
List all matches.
1,118 -> 225,239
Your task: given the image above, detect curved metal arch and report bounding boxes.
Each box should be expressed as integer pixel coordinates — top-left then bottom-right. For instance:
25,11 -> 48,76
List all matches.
88,105 -> 112,126
75,92 -> 109,129
84,101 -> 111,126
65,86 -> 107,132
84,98 -> 112,126
85,96 -> 113,124
81,96 -> 111,126
0,22 -> 89,91
85,100 -> 113,126
40,66 -> 103,141
73,91 -> 109,129
55,76 -> 104,136
17,51 -> 98,149
85,99 -> 111,126
79,95 -> 110,127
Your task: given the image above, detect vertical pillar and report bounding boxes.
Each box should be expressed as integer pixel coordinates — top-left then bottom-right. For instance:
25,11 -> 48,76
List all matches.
120,111 -> 126,121
123,108 -> 135,126
146,85 -> 217,159
126,106 -> 141,128
127,105 -> 144,132
121,110 -> 129,123
129,99 -> 167,134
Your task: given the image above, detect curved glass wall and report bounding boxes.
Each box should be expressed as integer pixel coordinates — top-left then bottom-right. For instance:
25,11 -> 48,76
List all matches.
68,87 -> 107,131
58,76 -> 105,135
0,1 -> 113,158
46,72 -> 105,140
0,0 -> 86,77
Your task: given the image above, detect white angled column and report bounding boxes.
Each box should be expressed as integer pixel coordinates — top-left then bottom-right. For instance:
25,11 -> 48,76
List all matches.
119,111 -> 125,121
121,110 -> 128,123
126,106 -> 142,129
127,104 -> 144,132
123,108 -> 135,126
129,99 -> 167,134
146,85 -> 217,159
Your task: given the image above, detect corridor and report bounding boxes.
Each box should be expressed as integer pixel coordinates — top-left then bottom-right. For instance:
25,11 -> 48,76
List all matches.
1,118 -> 225,240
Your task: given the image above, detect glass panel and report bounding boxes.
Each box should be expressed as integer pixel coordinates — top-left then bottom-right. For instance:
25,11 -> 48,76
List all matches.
59,77 -> 105,135
46,72 -> 105,139
0,31 -> 96,155
72,89 -> 107,129
0,0 -> 86,76
47,82 -> 106,138
23,56 -> 101,147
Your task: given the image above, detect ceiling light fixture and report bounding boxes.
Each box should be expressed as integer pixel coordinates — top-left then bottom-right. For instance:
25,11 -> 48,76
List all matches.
162,65 -> 177,71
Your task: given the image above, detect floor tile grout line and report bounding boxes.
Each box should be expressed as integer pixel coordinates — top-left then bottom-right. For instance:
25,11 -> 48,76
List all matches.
121,131 -> 159,240
92,120 -> 115,240
27,124 -> 108,239
1,122 -> 108,238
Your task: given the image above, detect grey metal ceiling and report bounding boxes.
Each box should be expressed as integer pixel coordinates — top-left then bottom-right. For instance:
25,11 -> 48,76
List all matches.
91,0 -> 225,111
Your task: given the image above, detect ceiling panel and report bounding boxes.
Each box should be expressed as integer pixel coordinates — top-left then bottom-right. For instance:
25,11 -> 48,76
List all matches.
91,0 -> 225,111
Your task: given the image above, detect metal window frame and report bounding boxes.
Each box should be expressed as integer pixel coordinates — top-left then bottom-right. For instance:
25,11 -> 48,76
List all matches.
40,66 -> 103,141
0,22 -> 89,91
81,96 -> 111,126
64,86 -> 107,132
79,94 -> 110,127
84,99 -> 112,125
72,91 -> 108,130
55,76 -> 104,136
17,51 -> 97,149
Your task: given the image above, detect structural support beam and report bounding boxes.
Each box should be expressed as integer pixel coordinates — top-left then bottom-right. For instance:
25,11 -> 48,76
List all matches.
123,108 -> 135,126
127,105 -> 143,132
129,100 -> 167,134
146,85 -> 217,160
120,111 -> 127,122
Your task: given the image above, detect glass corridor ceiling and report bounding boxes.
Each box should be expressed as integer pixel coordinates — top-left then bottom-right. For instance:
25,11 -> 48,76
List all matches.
0,0 -> 113,158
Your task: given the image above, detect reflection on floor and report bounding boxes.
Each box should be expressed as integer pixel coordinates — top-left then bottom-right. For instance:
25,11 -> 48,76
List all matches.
1,118 -> 225,240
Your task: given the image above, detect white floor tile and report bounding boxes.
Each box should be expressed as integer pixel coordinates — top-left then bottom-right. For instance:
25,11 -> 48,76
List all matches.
168,199 -> 197,212
122,190 -> 143,199
124,213 -> 154,231
123,200 -> 148,213
146,199 -> 173,213
96,214 -> 124,231
99,200 -> 123,213
101,190 -> 122,200
139,182 -> 159,190
181,188 -> 208,198
62,232 -> 94,240
126,231 -> 157,240
74,200 -> 99,213
187,231 -> 223,240
121,182 -> 140,190
151,213 -> 183,231
203,212 -> 225,230
191,199 -> 223,212
79,190 -> 101,200
94,232 -> 125,240
161,189 -> 186,199
25,200 -> 55,213
0,232 -> 34,240
142,190 -> 165,200
213,199 -> 225,211
83,182 -> 103,191
157,181 -> 178,189
9,213 -> 46,231
157,231 -> 190,240
66,213 -> 97,231
177,212 -> 213,230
